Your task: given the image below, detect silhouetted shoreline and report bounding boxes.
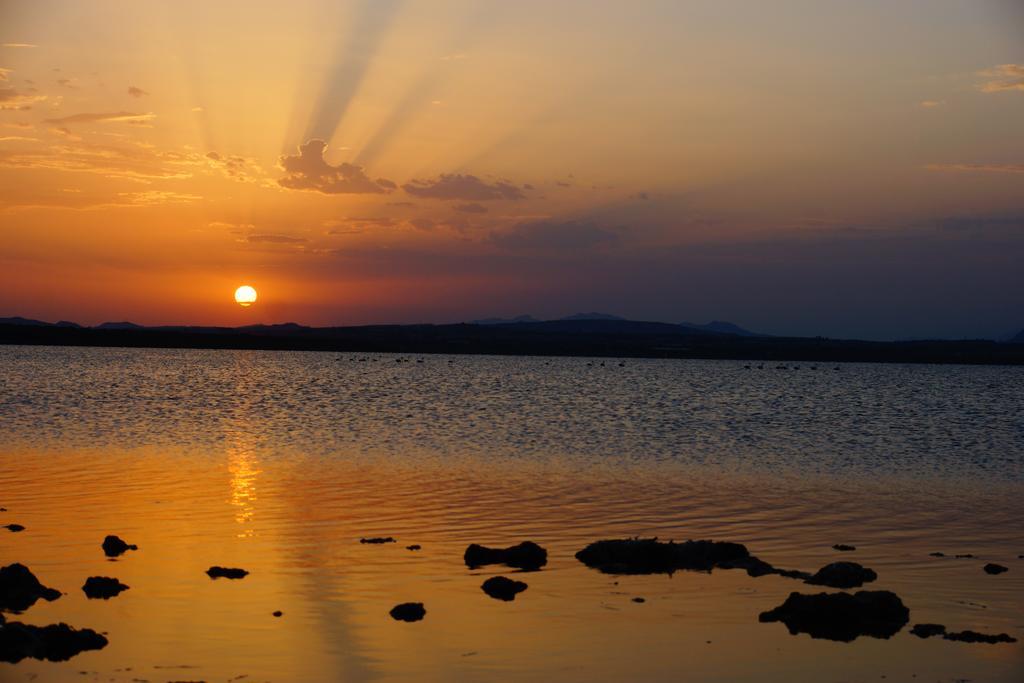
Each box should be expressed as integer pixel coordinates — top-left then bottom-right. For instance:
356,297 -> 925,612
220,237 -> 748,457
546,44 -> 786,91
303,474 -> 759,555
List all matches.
2,320 -> 1022,365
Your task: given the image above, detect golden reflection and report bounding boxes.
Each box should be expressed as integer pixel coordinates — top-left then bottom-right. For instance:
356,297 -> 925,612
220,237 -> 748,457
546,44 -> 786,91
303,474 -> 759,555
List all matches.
226,434 -> 261,538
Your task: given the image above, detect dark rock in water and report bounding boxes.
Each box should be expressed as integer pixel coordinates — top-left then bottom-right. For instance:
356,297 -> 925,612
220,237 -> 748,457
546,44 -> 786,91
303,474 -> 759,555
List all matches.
832,544 -> 856,552
0,563 -> 61,612
910,623 -> 946,639
272,611 -> 283,617
983,563 -> 1008,575
389,602 -> 425,622
3,524 -> 24,533
758,590 -> 909,642
575,538 -> 779,577
465,541 -> 547,570
806,562 -> 878,589
944,629 -> 1017,644
82,577 -> 129,600
632,597 -> 646,603
929,552 -> 945,557
954,553 -> 975,559
0,621 -> 108,663
102,535 -> 137,557
360,537 -> 396,544
406,544 -> 421,551
481,576 -> 528,602
206,566 -> 248,579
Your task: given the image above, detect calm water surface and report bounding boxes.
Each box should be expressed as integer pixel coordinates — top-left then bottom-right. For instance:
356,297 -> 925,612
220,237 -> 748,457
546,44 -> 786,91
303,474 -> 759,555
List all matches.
1,346 -> 1022,682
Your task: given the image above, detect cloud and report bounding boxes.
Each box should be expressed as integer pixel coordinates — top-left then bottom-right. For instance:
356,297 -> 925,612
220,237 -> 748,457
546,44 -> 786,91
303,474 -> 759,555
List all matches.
204,151 -> 267,183
247,234 -> 308,244
925,163 -> 1024,174
403,174 -> 526,201
43,111 -> 156,125
0,141 -> 205,180
0,135 -> 37,142
409,217 -> 435,230
278,139 -> 393,194
0,68 -> 11,82
489,220 -> 619,252
919,100 -> 942,108
2,43 -> 36,48
454,202 -> 487,214
0,87 -> 47,110
117,190 -> 202,206
977,64 -> 1024,93
127,86 -> 148,98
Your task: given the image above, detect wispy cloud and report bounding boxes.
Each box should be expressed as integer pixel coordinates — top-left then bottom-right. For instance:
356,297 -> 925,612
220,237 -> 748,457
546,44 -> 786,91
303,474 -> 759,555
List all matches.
977,64 -> 1024,93
926,163 -> 1024,174
403,174 -> 526,201
919,100 -> 943,108
247,234 -> 308,244
43,111 -> 156,125
127,86 -> 148,98
2,43 -> 36,48
0,87 -> 47,110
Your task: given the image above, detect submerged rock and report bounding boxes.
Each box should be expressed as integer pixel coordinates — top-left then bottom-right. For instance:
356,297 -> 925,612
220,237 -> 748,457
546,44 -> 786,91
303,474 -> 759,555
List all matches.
910,623 -> 946,638
0,621 -> 108,663
632,597 -> 646,603
929,552 -> 945,557
983,563 -> 1008,575
481,576 -> 528,602
465,541 -> 547,571
272,611 -> 283,617
832,544 -> 856,552
0,563 -> 61,612
806,562 -> 878,589
944,629 -> 1017,644
82,577 -> 129,600
389,602 -> 425,622
360,537 -> 396,544
954,553 -> 975,559
101,535 -> 137,557
758,590 -> 909,642
406,545 -> 421,551
206,566 -> 248,579
3,524 -> 24,533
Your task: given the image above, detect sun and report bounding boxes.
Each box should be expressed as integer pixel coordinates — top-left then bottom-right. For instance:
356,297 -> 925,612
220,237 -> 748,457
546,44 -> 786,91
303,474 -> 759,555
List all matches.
234,285 -> 258,307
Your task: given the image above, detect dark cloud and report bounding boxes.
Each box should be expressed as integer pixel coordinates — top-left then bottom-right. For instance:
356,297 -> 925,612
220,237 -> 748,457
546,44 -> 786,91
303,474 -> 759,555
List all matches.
278,139 -> 393,194
454,202 -> 487,214
0,86 -> 47,110
489,220 -> 619,252
127,86 -> 148,98
410,218 -> 435,230
403,174 -> 526,201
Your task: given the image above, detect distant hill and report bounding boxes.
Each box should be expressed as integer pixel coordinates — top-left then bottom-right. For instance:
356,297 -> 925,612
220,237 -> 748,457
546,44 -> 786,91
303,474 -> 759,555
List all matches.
0,316 -> 54,327
560,312 -> 626,321
1012,329 -> 1024,344
96,321 -> 145,330
471,315 -> 539,325
680,320 -> 762,337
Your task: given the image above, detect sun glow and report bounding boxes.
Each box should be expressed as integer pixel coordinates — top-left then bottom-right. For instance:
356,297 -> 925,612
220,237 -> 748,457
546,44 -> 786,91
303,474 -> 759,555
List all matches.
234,285 -> 258,307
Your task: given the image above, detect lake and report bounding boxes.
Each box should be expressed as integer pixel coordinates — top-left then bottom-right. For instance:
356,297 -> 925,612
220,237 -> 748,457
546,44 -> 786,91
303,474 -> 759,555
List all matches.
1,345 -> 1022,681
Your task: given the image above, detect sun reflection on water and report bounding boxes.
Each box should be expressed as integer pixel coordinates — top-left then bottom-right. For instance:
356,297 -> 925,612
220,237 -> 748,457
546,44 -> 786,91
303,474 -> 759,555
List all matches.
226,436 -> 261,537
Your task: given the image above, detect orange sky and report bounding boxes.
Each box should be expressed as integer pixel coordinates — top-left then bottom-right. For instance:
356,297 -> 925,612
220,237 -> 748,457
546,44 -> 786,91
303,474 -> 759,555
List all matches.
1,0 -> 1022,339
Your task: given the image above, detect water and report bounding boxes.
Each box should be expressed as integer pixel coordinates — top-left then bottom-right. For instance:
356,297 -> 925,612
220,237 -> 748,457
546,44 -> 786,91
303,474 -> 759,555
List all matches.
1,345 -> 1022,681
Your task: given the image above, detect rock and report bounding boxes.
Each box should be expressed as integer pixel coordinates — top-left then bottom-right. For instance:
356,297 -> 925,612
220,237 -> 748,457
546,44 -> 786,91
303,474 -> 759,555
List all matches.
954,553 -> 975,559
983,563 -> 1008,575
758,590 -> 910,642
574,538 -> 802,579
3,524 -> 24,533
832,544 -> 856,552
943,630 -> 1017,644
272,611 -> 283,617
481,576 -> 528,602
465,541 -> 547,571
0,563 -> 61,612
929,552 -> 945,557
389,602 -> 425,622
406,545 -> 421,551
82,577 -> 129,600
0,621 -> 108,663
360,537 -> 396,544
206,566 -> 248,579
910,623 -> 946,638
806,562 -> 878,589
102,535 -> 137,557
632,597 -> 646,603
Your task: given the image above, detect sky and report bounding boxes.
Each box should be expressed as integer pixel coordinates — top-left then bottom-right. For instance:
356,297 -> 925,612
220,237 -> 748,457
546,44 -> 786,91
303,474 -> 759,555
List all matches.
0,0 -> 1022,340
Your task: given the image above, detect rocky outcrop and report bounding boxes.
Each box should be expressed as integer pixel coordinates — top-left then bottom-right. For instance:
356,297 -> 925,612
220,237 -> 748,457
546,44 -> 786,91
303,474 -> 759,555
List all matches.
82,577 -> 129,599
389,603 -> 426,622
806,562 -> 878,589
465,541 -> 547,571
758,590 -> 909,642
0,621 -> 108,662
0,564 -> 61,612
101,535 -> 137,557
481,576 -> 528,602
206,566 -> 248,579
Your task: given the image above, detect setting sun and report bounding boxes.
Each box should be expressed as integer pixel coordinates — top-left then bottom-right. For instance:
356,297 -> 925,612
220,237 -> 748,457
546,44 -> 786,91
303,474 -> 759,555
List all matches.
234,285 -> 258,308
